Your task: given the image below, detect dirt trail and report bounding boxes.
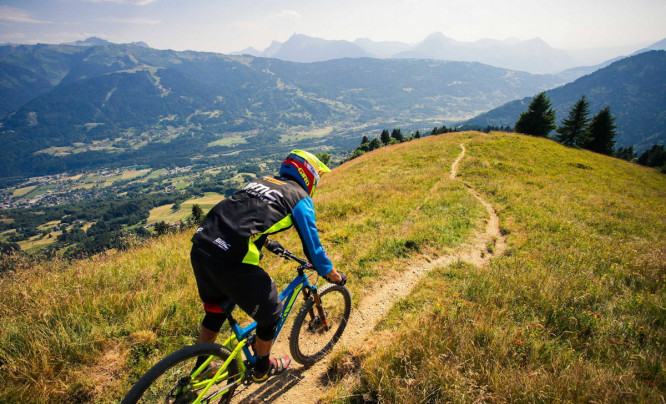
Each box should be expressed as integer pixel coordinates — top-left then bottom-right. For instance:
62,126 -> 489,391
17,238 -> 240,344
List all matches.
235,143 -> 505,403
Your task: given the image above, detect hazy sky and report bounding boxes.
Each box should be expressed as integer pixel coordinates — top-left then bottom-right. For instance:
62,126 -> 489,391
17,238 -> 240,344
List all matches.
1,0 -> 665,55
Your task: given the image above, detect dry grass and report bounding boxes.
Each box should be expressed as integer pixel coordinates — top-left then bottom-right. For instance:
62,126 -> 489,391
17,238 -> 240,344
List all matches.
0,133 -> 487,402
329,132 -> 666,403
4,132 -> 663,402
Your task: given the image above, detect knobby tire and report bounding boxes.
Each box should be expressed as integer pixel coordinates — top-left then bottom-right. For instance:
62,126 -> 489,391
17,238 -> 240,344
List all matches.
122,343 -> 240,404
289,283 -> 352,366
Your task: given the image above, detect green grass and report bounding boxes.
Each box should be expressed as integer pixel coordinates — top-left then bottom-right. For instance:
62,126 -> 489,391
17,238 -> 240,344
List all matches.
0,234 -> 200,401
326,132 -> 666,403
12,185 -> 38,197
279,126 -> 334,143
313,133 -> 485,281
206,135 -> 247,147
0,133 -> 484,402
1,132 -> 664,402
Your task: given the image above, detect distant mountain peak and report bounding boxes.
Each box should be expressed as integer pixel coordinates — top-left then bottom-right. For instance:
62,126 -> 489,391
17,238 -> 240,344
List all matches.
635,37 -> 666,54
239,32 -> 574,73
232,46 -> 262,56
61,37 -> 149,48
67,37 -> 113,46
289,33 -> 315,41
284,33 -> 326,46
258,33 -> 371,62
129,41 -> 149,48
422,32 -> 456,44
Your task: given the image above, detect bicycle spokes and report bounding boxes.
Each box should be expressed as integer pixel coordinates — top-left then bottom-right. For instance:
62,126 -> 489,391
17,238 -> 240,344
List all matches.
122,345 -> 240,404
289,284 -> 352,365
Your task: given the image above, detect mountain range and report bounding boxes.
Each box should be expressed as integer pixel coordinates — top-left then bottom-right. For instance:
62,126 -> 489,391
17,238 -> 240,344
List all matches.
464,50 -> 666,151
0,38 -> 664,180
235,33 -> 665,75
0,40 -> 565,179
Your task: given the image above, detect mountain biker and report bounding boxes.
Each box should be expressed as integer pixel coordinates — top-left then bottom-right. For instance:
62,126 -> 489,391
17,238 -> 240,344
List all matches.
190,149 -> 346,383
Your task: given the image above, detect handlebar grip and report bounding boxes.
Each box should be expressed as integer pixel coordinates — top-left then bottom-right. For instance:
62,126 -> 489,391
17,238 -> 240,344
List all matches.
333,270 -> 347,286
265,239 -> 285,255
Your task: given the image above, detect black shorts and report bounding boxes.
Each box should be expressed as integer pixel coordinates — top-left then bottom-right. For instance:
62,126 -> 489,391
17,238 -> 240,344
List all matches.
190,243 -> 283,331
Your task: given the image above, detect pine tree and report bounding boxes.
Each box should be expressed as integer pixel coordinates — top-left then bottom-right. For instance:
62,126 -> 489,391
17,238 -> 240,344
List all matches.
391,128 -> 404,142
583,106 -> 617,155
514,92 -> 556,137
615,146 -> 636,161
191,204 -> 204,225
380,129 -> 391,145
154,221 -> 172,236
637,144 -> 666,168
556,96 -> 590,147
369,138 -> 383,150
414,130 -> 421,139
358,136 -> 371,152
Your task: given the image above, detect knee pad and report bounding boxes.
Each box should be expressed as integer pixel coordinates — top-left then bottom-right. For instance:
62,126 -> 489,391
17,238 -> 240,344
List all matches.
256,318 -> 279,341
201,310 -> 227,333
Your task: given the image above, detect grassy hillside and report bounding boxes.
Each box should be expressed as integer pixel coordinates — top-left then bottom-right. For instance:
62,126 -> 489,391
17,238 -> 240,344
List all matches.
0,132 -> 485,402
326,133 -> 666,402
1,132 -> 664,402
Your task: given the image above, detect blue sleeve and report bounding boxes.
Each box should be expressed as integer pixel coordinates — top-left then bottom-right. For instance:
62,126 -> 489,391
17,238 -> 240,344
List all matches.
292,198 -> 333,276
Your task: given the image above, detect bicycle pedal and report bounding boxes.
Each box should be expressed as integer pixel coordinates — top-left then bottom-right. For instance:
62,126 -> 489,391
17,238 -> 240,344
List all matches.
241,363 -> 255,386
242,373 -> 255,386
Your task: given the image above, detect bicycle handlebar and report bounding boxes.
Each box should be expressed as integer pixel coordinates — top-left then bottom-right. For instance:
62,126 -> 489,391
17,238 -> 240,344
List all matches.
265,239 -> 310,267
266,239 -> 348,286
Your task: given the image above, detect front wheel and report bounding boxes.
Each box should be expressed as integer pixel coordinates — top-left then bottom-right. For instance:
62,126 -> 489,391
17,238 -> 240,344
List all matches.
122,343 -> 240,404
289,283 -> 352,366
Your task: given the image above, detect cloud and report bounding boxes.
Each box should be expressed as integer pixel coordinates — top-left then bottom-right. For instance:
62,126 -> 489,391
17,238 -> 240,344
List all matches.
0,6 -> 52,23
95,17 -> 162,25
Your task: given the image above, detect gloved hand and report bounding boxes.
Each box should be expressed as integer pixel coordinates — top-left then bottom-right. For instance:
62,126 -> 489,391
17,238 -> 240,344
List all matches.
336,271 -> 347,286
265,239 -> 284,255
326,270 -> 347,286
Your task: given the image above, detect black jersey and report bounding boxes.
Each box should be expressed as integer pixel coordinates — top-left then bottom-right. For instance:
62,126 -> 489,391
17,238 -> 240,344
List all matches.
192,176 -> 333,275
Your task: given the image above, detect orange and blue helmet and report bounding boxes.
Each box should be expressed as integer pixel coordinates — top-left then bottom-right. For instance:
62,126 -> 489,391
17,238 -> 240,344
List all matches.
279,150 -> 330,196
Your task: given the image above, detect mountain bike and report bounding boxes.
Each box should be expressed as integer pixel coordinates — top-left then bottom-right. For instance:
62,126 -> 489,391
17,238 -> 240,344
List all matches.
121,242 -> 352,403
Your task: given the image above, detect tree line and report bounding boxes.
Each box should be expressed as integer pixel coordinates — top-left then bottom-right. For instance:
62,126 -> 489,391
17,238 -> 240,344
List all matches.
347,123 -> 531,162
345,128 -> 422,160
346,95 -> 664,172
514,92 -> 665,171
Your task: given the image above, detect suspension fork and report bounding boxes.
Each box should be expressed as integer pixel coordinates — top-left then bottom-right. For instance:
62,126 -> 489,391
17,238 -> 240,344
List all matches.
307,287 -> 330,329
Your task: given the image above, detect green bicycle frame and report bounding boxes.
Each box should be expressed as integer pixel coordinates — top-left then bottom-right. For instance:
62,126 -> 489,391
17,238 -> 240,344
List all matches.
188,267 -> 317,403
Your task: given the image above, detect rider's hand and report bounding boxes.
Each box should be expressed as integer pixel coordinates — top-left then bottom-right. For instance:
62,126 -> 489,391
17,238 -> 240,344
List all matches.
326,269 -> 347,286
265,239 -> 284,255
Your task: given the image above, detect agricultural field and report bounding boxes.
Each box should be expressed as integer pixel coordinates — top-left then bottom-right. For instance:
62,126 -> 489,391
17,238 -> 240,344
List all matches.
145,192 -> 224,227
280,126 -> 334,143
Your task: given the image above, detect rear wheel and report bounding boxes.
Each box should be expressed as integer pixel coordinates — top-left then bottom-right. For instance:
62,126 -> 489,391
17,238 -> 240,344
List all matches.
122,343 -> 240,404
289,283 -> 352,365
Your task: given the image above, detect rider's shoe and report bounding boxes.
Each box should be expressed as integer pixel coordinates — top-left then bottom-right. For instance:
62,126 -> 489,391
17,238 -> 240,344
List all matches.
252,355 -> 291,384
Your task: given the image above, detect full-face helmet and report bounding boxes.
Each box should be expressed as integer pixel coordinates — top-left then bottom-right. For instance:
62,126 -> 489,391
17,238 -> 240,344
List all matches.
279,150 -> 331,196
